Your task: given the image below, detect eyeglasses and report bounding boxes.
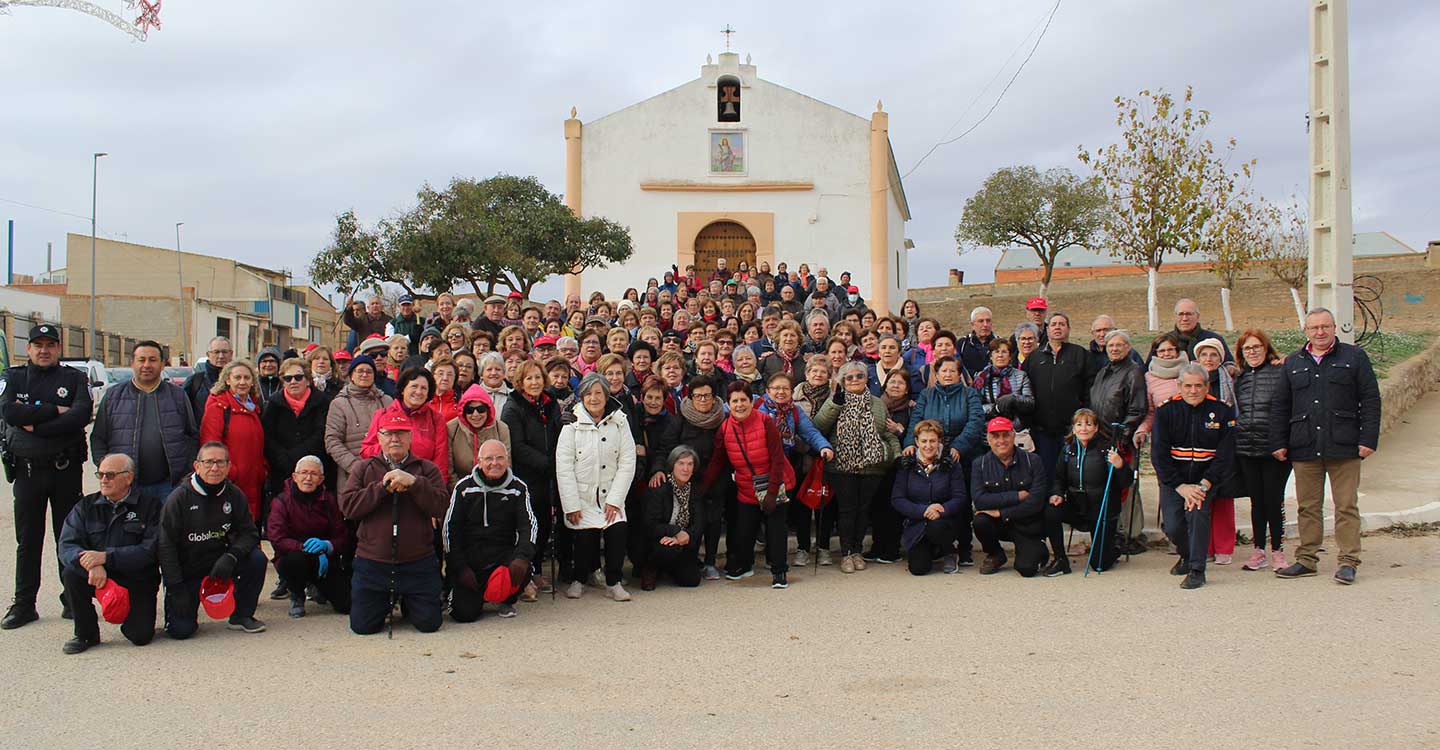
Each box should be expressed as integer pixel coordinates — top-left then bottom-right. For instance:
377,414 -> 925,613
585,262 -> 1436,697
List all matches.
843,373 -> 867,382
1241,344 -> 1266,352
691,393 -> 714,401
95,470 -> 132,480
196,459 -> 230,468
294,470 -> 324,478
281,374 -> 307,383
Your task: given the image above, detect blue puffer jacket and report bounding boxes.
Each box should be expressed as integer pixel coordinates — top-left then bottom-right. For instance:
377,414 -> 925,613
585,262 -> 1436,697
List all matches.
754,394 -> 831,456
904,382 -> 985,460
890,455 -> 968,550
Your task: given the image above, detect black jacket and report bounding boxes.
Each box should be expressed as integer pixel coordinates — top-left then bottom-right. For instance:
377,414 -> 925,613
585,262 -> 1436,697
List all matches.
970,450 -> 1047,521
1171,324 -> 1232,363
0,361 -> 92,459
645,480 -> 706,541
1150,395 -> 1236,488
637,410 -> 678,477
444,467 -> 536,572
58,486 -> 162,580
956,332 -> 996,380
157,476 -> 261,585
1050,436 -> 1133,518
1022,342 -> 1097,435
260,387 -> 334,480
664,410 -> 722,466
1088,358 -> 1148,441
1234,361 -> 1285,457
1271,343 -> 1380,461
500,392 -> 561,511
182,362 -> 220,422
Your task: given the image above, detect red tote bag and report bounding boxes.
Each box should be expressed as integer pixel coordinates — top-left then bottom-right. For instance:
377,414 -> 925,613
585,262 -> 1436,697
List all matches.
797,457 -> 833,511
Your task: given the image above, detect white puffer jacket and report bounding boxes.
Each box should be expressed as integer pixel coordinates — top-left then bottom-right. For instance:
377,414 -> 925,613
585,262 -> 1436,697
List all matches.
556,399 -> 637,530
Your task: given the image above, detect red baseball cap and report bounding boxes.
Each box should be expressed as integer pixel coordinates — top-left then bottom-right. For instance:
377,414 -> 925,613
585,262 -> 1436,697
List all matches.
94,579 -> 131,624
303,343 -> 319,354
483,567 -> 521,603
534,335 -> 558,348
377,411 -> 414,433
507,291 -> 523,300
986,417 -> 1015,433
199,576 -> 236,620
333,349 -> 353,362
847,285 -> 859,294
1025,297 -> 1048,311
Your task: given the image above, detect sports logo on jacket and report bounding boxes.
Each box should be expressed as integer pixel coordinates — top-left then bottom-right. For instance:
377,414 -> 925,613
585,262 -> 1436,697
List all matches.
222,501 -> 232,514
57,387 -> 69,398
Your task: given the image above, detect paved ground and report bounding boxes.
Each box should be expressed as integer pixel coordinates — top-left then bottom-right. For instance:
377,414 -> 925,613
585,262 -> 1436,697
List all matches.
2,397 -> 1438,747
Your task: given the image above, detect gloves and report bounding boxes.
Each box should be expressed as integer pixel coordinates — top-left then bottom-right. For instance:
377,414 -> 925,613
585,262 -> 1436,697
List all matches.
209,552 -> 237,581
316,553 -> 329,579
302,538 -> 333,555
994,394 -> 1016,416
507,559 -> 530,586
831,389 -> 846,405
455,566 -> 479,592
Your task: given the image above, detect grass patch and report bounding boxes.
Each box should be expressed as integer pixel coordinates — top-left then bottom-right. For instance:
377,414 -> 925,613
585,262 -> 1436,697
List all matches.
1266,330 -> 1433,380
1365,521 -> 1440,538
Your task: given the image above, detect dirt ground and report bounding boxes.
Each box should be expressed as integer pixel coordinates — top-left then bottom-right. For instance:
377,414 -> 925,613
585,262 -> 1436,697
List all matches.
0,504 -> 1435,748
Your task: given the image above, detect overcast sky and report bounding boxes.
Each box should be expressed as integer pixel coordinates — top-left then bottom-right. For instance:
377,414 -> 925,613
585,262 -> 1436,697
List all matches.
2,0 -> 1434,305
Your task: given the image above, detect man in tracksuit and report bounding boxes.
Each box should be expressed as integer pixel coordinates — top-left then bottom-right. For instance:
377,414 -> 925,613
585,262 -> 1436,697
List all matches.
970,417 -> 1050,577
1,323 -> 93,629
339,411 -> 449,635
1150,364 -> 1237,590
57,453 -> 163,654
158,441 -> 268,637
443,439 -> 535,622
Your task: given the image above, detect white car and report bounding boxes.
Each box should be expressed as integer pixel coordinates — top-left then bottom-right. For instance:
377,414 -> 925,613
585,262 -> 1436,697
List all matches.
60,359 -> 107,403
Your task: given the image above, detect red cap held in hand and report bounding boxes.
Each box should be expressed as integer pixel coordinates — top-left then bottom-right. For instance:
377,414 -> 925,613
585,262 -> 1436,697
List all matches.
94,579 -> 131,624
199,576 -> 235,620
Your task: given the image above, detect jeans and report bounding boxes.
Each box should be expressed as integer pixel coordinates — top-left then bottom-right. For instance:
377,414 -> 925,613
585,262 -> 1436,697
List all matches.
62,566 -> 157,645
729,502 -> 788,575
349,554 -> 443,635
571,523 -> 628,587
1158,483 -> 1217,573
163,547 -> 267,639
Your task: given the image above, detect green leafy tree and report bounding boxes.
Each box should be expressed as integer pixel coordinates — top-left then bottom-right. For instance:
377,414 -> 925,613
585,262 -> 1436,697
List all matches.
1205,182 -> 1273,331
1078,86 -> 1237,330
955,166 -> 1106,298
307,210 -> 415,296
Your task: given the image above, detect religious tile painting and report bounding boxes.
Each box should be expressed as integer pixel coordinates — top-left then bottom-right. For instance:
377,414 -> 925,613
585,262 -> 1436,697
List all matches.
710,131 -> 745,174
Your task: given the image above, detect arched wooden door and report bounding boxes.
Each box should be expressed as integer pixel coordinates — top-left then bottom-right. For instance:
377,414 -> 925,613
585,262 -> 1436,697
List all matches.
693,221 -> 756,280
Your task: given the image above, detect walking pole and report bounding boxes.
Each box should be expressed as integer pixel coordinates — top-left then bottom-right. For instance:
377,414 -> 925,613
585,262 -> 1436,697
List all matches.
1085,457 -> 1118,578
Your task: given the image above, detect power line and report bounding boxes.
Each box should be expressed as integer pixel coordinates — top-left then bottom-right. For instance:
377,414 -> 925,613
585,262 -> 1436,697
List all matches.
903,0 -> 1063,179
0,196 -> 92,222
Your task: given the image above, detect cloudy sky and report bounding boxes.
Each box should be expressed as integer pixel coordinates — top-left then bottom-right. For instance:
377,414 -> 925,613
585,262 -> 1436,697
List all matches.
2,0 -> 1434,304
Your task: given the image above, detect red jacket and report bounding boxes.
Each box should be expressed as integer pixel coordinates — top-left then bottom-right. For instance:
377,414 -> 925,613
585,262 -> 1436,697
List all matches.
701,411 -> 795,505
199,391 -> 268,519
266,478 -> 354,564
360,400 -> 450,485
429,391 -> 461,426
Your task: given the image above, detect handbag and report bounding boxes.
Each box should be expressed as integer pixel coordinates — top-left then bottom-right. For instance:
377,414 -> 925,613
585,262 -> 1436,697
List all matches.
796,457 -> 832,510
731,421 -> 788,507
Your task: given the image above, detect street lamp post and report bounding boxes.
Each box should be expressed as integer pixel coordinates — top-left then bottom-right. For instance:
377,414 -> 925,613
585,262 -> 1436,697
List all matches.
89,152 -> 107,362
176,222 -> 185,364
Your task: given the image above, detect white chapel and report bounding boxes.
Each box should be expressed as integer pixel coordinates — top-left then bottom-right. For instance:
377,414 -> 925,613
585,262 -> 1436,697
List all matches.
561,49 -> 912,312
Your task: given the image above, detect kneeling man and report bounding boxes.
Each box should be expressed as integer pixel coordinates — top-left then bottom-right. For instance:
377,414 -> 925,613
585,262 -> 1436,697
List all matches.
444,439 -> 535,621
970,418 -> 1049,577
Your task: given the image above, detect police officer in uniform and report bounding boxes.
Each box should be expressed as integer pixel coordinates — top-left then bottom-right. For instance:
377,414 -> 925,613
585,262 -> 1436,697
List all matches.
0,324 -> 93,629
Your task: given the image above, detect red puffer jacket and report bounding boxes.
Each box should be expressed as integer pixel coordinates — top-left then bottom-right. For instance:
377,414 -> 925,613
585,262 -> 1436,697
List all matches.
701,411 -> 795,505
360,400 -> 450,485
199,391 -> 268,520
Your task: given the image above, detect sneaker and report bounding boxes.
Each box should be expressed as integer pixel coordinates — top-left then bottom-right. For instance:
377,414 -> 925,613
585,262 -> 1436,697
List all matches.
565,581 -> 584,599
724,568 -> 754,581
861,550 -> 880,562
839,554 -> 856,574
521,582 -> 539,602
1,603 -> 38,630
535,575 -> 553,594
1043,558 -> 1072,577
588,570 -> 606,588
1270,550 -> 1287,570
288,593 -> 306,619
1334,566 -> 1357,585
875,554 -> 900,565
942,554 -> 960,574
702,565 -> 723,581
771,572 -> 788,589
268,579 -> 290,600
497,603 -> 518,618
606,583 -> 632,602
1180,570 -> 1206,590
817,549 -> 833,567
62,636 -> 98,654
226,616 -> 267,633
1242,548 -> 1269,571
1169,558 -> 1189,576
956,557 -> 975,568
979,553 -> 1008,575
308,584 -> 328,605
852,554 -> 867,571
1275,562 -> 1318,579
793,549 -> 810,567
1214,553 -> 1233,565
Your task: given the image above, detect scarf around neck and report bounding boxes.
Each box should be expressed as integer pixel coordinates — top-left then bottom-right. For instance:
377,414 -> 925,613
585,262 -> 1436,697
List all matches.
680,398 -> 726,430
1148,353 -> 1190,380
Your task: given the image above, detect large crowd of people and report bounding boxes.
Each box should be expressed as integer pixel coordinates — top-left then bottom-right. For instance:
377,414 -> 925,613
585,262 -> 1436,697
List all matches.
0,259 -> 1382,652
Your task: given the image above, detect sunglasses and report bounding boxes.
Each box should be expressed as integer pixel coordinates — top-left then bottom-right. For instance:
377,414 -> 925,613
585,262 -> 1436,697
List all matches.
843,373 -> 867,381
281,374 -> 307,383
463,404 -> 489,415
95,470 -> 132,480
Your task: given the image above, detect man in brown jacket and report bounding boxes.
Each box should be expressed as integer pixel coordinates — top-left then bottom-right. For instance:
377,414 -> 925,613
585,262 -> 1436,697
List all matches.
339,411 -> 449,635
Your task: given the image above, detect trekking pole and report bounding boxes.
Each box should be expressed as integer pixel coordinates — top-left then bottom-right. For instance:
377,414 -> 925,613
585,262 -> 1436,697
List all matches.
1085,457 -> 1118,578
388,493 -> 400,639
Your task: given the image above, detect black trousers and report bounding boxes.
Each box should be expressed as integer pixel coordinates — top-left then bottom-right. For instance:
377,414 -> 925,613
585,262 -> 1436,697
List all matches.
1159,484 -> 1216,573
451,558 -> 530,622
729,502 -> 788,575
700,482 -> 731,567
907,520 -> 958,576
11,460 -> 82,607
571,523 -> 627,587
626,481 -> 650,569
1044,500 -> 1121,571
1237,454 -> 1291,551
274,551 -> 352,613
350,554 -> 442,635
830,472 -> 881,556
61,566 -> 157,645
164,547 -> 268,639
650,539 -> 701,587
973,512 -> 1049,577
869,466 -> 903,559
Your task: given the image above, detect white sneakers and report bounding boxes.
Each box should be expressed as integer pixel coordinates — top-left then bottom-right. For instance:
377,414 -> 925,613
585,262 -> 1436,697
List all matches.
793,549 -> 811,567
606,583 -> 632,602
565,581 -> 584,599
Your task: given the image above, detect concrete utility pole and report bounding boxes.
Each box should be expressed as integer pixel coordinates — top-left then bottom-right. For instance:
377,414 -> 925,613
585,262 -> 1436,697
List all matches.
1307,0 -> 1355,341
90,152 -> 107,360
176,222 -> 185,364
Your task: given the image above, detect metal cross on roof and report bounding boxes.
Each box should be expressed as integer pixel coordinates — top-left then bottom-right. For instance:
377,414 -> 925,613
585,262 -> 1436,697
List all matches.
721,24 -> 736,50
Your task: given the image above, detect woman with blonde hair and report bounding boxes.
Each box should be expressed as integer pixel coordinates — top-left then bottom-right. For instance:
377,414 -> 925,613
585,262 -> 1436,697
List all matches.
199,359 -> 268,521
